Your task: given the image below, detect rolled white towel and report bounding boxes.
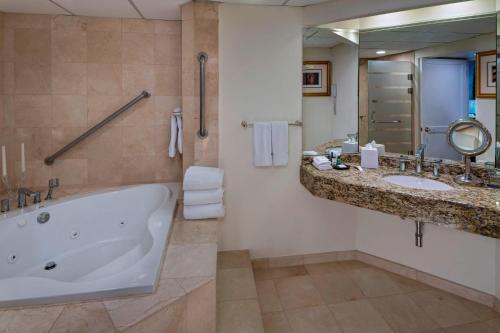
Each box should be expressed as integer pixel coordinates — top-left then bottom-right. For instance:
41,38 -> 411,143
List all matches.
313,156 -> 330,166
313,162 -> 332,171
183,166 -> 224,191
184,203 -> 225,220
184,188 -> 224,206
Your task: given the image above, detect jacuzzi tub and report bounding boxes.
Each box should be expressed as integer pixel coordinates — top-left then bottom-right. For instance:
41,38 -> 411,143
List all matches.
0,183 -> 180,307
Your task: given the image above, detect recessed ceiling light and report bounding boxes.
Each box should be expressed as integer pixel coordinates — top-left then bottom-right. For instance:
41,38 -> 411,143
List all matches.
376,50 -> 386,55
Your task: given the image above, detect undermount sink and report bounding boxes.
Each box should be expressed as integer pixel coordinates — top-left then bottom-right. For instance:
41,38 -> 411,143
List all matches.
383,175 -> 454,191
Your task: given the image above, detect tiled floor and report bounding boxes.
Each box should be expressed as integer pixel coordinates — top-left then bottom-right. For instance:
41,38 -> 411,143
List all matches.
253,261 -> 500,333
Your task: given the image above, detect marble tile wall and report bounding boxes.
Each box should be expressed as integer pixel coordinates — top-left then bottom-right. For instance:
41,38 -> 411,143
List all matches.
0,13 -> 182,192
181,2 -> 219,172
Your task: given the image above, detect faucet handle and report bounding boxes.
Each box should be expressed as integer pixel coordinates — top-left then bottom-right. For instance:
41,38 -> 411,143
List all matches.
432,159 -> 442,177
49,178 -> 59,188
32,191 -> 42,204
399,155 -> 408,172
1,198 -> 9,213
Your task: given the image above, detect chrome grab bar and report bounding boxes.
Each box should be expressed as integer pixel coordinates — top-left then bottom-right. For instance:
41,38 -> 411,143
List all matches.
44,90 -> 151,165
197,52 -> 208,139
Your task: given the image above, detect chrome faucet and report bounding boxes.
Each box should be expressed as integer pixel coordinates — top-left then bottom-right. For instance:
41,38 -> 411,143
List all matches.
45,178 -> 59,200
415,144 -> 426,174
18,188 -> 41,208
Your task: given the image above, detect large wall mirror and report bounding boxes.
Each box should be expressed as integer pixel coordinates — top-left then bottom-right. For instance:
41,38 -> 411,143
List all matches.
303,0 -> 499,168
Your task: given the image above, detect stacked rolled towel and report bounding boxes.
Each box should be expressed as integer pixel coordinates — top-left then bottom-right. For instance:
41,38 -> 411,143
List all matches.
312,156 -> 332,171
183,166 -> 225,220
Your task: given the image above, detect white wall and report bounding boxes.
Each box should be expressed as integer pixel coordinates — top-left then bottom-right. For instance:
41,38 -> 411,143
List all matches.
356,208 -> 499,295
219,4 -> 358,258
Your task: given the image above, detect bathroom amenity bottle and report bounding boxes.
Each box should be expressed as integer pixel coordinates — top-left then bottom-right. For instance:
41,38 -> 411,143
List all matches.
360,141 -> 379,169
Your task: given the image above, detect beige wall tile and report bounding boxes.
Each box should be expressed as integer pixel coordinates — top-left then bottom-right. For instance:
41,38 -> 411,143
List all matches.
21,160 -> 53,187
14,63 -> 51,94
5,13 -> 51,29
51,29 -> 87,63
88,155 -> 123,185
88,63 -> 122,95
3,62 -> 14,94
154,34 -> 181,65
52,62 -> 87,95
86,17 -> 122,32
122,32 -> 154,64
123,18 -> 154,33
155,20 -> 181,35
15,127 -> 52,161
87,30 -> 122,63
155,65 -> 181,96
51,15 -> 88,31
119,95 -> 155,126
14,95 -> 52,128
121,154 -> 155,184
86,126 -> 123,159
155,153 -> 182,181
14,29 -> 51,64
51,127 -> 88,159
122,126 -> 156,156
2,29 -> 14,62
87,95 -> 123,127
52,158 -> 88,185
52,95 -> 88,127
122,64 -> 155,96
154,96 -> 181,125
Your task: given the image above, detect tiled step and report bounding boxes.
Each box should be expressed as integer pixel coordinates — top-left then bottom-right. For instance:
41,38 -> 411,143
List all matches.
216,250 -> 265,333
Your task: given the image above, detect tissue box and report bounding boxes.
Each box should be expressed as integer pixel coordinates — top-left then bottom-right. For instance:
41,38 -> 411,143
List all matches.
342,141 -> 359,153
361,146 -> 379,169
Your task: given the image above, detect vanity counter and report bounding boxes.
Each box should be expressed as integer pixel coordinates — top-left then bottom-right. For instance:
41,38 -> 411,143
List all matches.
300,158 -> 500,239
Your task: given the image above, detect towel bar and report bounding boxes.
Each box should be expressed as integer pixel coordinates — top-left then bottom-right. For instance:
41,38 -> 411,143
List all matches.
241,120 -> 303,128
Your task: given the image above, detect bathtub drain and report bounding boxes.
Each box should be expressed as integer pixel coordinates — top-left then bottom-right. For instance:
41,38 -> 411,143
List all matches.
44,261 -> 57,271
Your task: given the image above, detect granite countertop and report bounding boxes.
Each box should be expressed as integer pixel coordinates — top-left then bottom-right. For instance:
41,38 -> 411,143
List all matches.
300,157 -> 500,239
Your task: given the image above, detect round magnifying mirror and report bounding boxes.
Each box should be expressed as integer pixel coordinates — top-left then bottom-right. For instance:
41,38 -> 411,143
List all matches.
447,119 -> 492,185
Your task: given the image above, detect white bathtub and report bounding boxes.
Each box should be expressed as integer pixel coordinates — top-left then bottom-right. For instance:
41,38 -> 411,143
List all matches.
0,183 -> 179,307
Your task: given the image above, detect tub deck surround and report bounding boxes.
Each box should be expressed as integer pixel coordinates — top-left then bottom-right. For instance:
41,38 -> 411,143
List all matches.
0,200 -> 219,333
300,154 -> 500,239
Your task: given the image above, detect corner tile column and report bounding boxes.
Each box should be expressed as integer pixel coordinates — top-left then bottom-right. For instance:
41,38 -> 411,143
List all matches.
181,1 -> 219,173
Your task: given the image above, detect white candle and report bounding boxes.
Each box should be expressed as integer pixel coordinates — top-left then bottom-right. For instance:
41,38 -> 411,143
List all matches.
21,143 -> 26,174
1,146 -> 6,178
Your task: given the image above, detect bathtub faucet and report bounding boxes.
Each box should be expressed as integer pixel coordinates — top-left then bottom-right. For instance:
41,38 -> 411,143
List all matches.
45,178 -> 59,200
18,188 -> 41,208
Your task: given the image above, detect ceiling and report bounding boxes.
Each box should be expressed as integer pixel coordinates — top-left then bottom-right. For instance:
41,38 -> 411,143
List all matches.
359,15 -> 496,58
0,0 -> 330,20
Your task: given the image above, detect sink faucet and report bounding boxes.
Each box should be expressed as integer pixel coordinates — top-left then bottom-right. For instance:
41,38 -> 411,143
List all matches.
415,144 -> 426,174
18,188 -> 41,208
45,178 -> 59,200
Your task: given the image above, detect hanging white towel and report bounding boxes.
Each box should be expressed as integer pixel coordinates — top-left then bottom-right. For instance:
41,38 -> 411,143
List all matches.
168,113 -> 178,158
175,112 -> 183,154
253,122 -> 273,167
184,203 -> 225,220
183,166 -> 224,191
271,121 -> 288,166
184,188 -> 224,206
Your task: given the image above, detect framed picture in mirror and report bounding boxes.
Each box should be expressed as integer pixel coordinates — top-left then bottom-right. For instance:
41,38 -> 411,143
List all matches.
476,50 -> 496,99
303,61 -> 331,96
